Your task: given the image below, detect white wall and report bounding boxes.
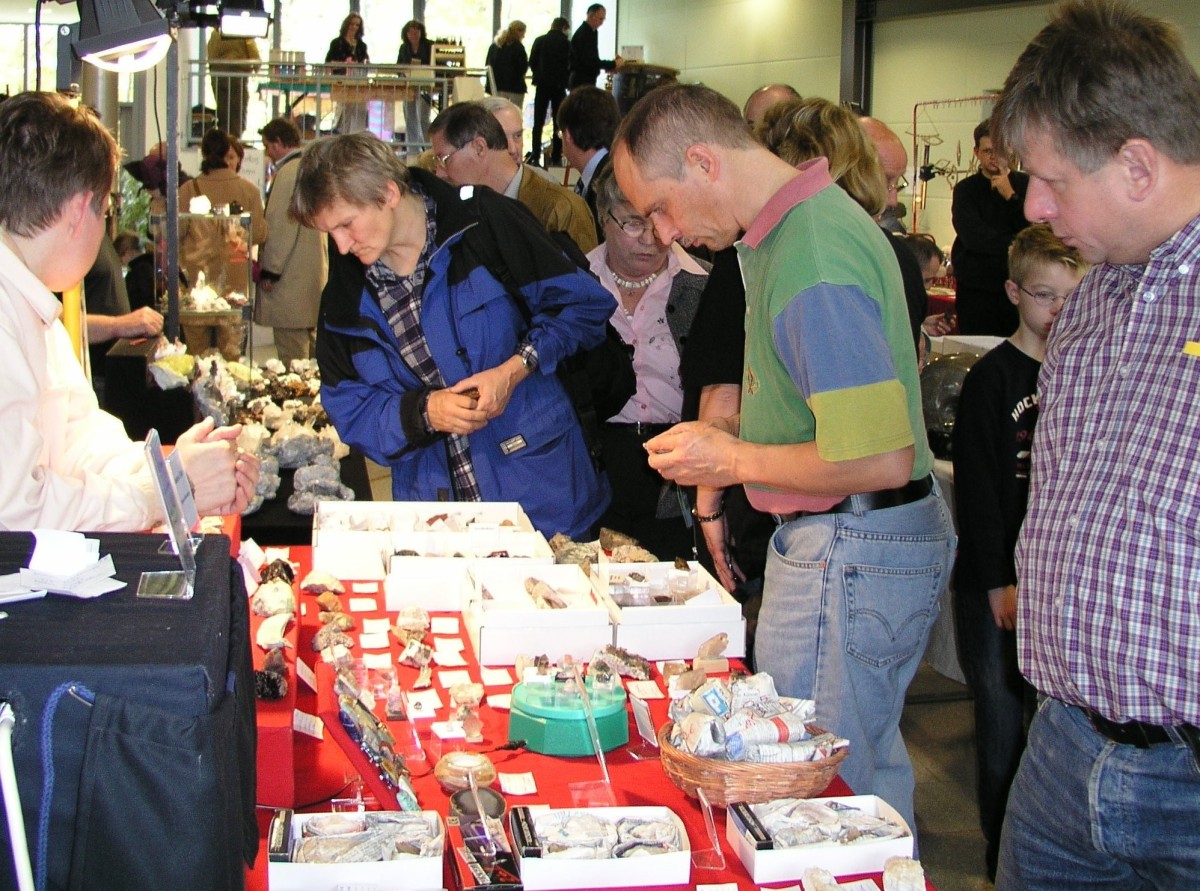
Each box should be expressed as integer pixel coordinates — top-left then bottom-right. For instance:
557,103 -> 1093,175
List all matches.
618,0 -> 1200,251
617,0 -> 843,108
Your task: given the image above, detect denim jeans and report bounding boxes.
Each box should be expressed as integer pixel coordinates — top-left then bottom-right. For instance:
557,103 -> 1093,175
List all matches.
997,697 -> 1200,890
754,486 -> 955,836
954,584 -> 1035,877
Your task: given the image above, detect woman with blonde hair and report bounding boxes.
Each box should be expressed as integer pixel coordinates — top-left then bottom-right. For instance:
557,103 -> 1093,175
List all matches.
487,20 -> 529,109
759,96 -> 927,350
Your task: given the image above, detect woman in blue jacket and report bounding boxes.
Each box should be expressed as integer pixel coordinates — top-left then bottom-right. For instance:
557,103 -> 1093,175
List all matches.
290,132 -> 612,539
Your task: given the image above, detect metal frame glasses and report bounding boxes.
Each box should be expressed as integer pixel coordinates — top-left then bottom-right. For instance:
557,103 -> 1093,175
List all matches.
1018,284 -> 1071,306
607,209 -> 651,238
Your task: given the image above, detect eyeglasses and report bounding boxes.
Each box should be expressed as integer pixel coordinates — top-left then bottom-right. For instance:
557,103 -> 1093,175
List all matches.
887,175 -> 909,195
1018,284 -> 1071,306
607,209 -> 651,238
435,145 -> 466,169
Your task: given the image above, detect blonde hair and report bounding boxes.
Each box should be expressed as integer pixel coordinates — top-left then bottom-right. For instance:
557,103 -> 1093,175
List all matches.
1008,223 -> 1087,285
758,97 -> 887,217
497,20 -> 526,47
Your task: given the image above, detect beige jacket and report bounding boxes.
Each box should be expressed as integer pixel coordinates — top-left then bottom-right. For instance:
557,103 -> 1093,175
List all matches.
254,150 -> 327,328
516,167 -> 599,253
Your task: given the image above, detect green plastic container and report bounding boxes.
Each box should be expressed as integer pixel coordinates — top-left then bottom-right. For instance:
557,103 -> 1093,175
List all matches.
508,680 -> 629,756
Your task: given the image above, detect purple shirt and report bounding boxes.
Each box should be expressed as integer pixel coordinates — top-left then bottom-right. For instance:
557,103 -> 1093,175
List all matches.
1016,213 -> 1200,726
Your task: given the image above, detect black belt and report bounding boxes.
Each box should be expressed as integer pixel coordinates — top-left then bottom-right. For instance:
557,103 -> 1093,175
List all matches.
1084,708 -> 1200,754
772,474 -> 934,524
605,421 -> 673,439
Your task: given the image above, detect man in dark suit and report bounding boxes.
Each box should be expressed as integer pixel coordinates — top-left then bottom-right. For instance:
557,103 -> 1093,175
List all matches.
558,86 -> 620,241
568,4 -> 622,89
528,17 -> 570,166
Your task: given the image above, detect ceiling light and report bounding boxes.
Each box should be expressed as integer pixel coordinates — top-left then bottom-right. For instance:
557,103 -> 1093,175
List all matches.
219,0 -> 269,39
74,0 -> 172,73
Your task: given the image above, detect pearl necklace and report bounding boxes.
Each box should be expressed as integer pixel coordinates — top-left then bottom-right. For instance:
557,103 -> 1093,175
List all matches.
610,267 -> 661,291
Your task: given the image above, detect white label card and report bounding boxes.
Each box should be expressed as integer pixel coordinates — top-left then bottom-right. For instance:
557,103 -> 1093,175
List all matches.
294,657 -> 318,692
498,772 -> 537,795
479,666 -> 513,687
352,582 -> 378,594
430,616 -> 459,635
358,631 -> 391,650
626,680 -> 664,700
630,695 -> 660,747
433,649 -> 468,667
438,669 -> 474,688
361,617 -> 391,634
292,709 -> 323,740
348,597 -> 378,612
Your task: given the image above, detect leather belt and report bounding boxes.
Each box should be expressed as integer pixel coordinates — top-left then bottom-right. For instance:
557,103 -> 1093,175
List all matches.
772,474 -> 934,525
1085,708 -> 1200,757
605,421 -> 673,439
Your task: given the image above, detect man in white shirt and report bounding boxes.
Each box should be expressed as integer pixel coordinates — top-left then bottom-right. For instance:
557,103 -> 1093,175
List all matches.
0,92 -> 257,531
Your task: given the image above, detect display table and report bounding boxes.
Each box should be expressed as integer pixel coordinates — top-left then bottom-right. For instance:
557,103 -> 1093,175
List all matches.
251,547 -> 935,890
239,452 -> 374,546
0,532 -> 256,891
102,336 -> 195,444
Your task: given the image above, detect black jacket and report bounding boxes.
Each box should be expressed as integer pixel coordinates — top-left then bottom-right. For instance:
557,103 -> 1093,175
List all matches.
568,23 -> 614,88
488,41 -> 528,95
530,29 -> 570,92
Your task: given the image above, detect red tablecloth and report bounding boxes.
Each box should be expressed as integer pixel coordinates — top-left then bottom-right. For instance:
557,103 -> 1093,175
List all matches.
248,547 -> 935,890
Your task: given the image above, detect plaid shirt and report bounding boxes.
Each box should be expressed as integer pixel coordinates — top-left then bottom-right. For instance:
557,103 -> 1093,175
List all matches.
1016,213 -> 1200,726
365,187 -> 482,502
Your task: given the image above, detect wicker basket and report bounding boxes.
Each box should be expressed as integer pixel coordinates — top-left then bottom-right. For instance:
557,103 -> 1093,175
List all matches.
657,722 -> 848,807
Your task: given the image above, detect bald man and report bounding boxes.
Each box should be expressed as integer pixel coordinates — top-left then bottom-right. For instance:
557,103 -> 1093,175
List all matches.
743,83 -> 801,131
860,116 -> 908,233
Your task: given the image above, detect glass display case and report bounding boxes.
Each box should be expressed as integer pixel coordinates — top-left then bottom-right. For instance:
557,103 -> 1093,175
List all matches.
154,211 -> 255,365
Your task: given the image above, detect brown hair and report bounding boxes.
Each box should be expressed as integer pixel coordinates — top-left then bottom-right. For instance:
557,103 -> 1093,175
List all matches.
992,0 -> 1200,172
0,91 -> 118,237
1008,223 -> 1086,285
758,97 -> 887,217
339,13 -> 364,40
290,132 -> 412,227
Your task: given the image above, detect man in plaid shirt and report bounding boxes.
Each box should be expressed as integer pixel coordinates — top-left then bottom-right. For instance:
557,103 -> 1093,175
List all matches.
992,2 -> 1200,887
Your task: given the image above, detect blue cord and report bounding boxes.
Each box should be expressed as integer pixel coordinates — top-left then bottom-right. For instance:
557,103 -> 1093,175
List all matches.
36,683 -> 94,891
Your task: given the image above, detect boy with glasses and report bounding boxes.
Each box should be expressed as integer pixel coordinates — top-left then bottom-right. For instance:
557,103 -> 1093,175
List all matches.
950,223 -> 1085,881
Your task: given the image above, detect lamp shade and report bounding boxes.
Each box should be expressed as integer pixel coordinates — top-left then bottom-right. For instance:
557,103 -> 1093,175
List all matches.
74,0 -> 171,72
219,0 -> 269,39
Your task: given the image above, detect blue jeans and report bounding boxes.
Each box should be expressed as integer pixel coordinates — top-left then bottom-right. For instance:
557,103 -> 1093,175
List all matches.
997,697 -> 1200,890
754,487 -> 955,836
954,584 -> 1035,877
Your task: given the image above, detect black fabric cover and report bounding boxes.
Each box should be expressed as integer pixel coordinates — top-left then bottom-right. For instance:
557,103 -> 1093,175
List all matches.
0,533 -> 255,891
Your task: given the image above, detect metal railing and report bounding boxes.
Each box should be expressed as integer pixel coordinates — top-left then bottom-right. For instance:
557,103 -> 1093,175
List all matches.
186,59 -> 492,154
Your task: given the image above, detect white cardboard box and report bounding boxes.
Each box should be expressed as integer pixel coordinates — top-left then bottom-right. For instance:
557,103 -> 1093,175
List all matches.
726,794 -> 914,883
511,805 -> 690,889
464,563 -> 612,665
268,811 -> 445,891
384,530 -> 555,612
596,561 -> 746,660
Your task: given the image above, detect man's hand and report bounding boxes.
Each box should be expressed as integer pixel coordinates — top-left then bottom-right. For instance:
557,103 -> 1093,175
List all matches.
175,417 -> 246,515
644,420 -> 742,488
695,486 -> 745,592
988,584 -> 1018,631
990,168 -> 1016,201
87,307 -> 164,343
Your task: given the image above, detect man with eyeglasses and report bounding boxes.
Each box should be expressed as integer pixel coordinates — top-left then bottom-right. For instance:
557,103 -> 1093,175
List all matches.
951,119 -> 1031,335
429,101 -> 598,253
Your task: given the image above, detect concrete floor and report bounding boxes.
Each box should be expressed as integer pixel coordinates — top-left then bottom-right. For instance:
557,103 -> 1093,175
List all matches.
364,458 -> 992,890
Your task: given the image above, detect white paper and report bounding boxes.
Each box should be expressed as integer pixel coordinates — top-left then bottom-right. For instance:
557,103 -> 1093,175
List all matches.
29,529 -> 98,574
433,636 -> 465,652
626,680 -> 664,700
430,720 -> 465,740
486,693 -> 511,711
362,652 -> 393,670
438,669 -> 474,688
433,649 -> 468,667
293,709 -> 324,739
696,885 -> 739,891
262,546 -> 292,564
352,581 -> 379,594
687,588 -> 723,606
358,631 -> 391,650
361,617 -> 391,635
238,538 -> 266,572
406,688 -> 443,717
294,657 -> 318,692
348,596 -> 378,612
479,666 -> 513,687
498,772 -> 538,795
430,616 -> 459,635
